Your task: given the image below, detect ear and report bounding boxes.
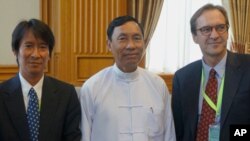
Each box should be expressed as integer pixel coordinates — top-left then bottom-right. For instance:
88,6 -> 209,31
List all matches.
192,34 -> 198,44
142,39 -> 146,49
106,39 -> 112,51
12,50 -> 17,56
12,50 -> 19,65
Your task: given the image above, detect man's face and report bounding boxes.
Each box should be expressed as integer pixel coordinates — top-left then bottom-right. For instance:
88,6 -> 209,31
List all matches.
14,29 -> 50,79
107,21 -> 145,72
192,9 -> 228,65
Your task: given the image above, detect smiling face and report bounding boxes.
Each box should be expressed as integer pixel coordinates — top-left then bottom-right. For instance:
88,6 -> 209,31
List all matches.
14,29 -> 50,82
107,21 -> 145,72
192,9 -> 228,67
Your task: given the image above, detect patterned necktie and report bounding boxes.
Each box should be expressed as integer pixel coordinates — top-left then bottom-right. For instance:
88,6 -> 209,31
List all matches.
196,69 -> 218,141
27,88 -> 40,141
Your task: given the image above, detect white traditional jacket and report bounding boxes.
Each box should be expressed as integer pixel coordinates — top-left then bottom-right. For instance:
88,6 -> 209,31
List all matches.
79,64 -> 176,141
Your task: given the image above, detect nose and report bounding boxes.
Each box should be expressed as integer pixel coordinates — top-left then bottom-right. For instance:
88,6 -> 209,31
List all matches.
31,47 -> 40,57
210,27 -> 220,39
126,39 -> 136,49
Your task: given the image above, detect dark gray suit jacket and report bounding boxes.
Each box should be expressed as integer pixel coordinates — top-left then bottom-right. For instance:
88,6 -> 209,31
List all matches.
0,75 -> 81,141
172,51 -> 250,141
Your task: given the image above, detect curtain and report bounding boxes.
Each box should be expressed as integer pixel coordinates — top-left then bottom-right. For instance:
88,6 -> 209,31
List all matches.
127,0 -> 164,48
146,0 -> 222,73
222,0 -> 250,53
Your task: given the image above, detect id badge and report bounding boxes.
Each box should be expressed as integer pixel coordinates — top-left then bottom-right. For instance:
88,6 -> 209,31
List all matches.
209,123 -> 220,141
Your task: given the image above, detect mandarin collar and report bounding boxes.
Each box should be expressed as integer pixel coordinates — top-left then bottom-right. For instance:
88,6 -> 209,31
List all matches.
113,64 -> 139,82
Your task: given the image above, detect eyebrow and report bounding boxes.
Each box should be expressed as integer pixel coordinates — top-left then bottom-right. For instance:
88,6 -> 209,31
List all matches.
133,33 -> 142,37
23,41 -> 48,46
198,23 -> 227,28
117,33 -> 127,37
117,33 -> 142,37
23,41 -> 34,44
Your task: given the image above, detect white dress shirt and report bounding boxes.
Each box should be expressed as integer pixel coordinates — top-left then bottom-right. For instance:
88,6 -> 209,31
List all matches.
19,73 -> 44,111
79,64 -> 176,141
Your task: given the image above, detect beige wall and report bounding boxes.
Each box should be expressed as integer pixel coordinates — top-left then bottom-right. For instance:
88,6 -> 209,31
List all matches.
0,0 -> 173,92
0,0 -> 39,65
0,0 -> 128,85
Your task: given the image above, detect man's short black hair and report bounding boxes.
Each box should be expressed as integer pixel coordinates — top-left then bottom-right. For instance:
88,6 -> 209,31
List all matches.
107,15 -> 144,41
12,19 -> 55,56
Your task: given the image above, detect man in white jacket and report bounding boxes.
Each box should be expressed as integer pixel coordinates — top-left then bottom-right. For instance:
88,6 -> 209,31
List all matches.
79,15 -> 176,141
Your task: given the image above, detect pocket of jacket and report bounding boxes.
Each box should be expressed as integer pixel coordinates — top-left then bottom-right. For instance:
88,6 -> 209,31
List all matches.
144,106 -> 164,137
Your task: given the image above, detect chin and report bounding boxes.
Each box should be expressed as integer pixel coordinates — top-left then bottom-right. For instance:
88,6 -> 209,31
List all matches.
28,68 -> 43,74
126,60 -> 139,65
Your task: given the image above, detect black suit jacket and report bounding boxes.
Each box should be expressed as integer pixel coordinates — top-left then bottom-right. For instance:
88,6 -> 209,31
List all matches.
172,51 -> 250,141
0,75 -> 81,141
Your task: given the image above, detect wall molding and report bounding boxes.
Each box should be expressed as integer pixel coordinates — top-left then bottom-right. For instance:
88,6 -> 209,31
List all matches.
0,65 -> 18,82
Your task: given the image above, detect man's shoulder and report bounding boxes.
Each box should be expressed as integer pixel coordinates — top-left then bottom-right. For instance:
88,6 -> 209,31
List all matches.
227,51 -> 250,69
44,76 -> 78,99
44,76 -> 75,89
138,67 -> 166,85
138,67 -> 160,77
0,75 -> 19,91
175,60 -> 202,76
83,66 -> 113,85
232,52 -> 250,63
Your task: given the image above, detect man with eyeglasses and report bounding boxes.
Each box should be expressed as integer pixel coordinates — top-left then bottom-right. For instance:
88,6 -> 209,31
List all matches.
172,3 -> 250,141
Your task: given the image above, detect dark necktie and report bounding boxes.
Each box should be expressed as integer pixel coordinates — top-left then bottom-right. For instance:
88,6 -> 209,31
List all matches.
27,88 -> 40,141
196,69 -> 218,141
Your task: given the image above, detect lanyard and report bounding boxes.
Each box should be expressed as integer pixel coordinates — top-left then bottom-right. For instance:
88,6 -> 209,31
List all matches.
201,69 -> 225,116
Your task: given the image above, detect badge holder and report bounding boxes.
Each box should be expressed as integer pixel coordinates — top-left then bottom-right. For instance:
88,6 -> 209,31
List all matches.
209,116 -> 220,141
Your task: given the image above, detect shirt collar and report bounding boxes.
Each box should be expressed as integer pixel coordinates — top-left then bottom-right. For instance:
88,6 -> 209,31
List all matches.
202,52 -> 227,79
19,73 -> 44,98
113,64 -> 139,82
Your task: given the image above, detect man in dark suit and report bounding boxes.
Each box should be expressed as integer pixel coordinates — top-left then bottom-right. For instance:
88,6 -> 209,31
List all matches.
172,3 -> 250,141
0,19 -> 81,141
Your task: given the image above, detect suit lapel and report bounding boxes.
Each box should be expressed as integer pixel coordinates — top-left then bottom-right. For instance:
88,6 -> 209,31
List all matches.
3,75 -> 30,141
190,63 -> 202,138
39,76 -> 59,138
182,61 -> 202,139
220,52 -> 242,127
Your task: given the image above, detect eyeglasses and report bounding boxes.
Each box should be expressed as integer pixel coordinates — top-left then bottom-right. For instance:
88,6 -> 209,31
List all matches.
196,24 -> 229,36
